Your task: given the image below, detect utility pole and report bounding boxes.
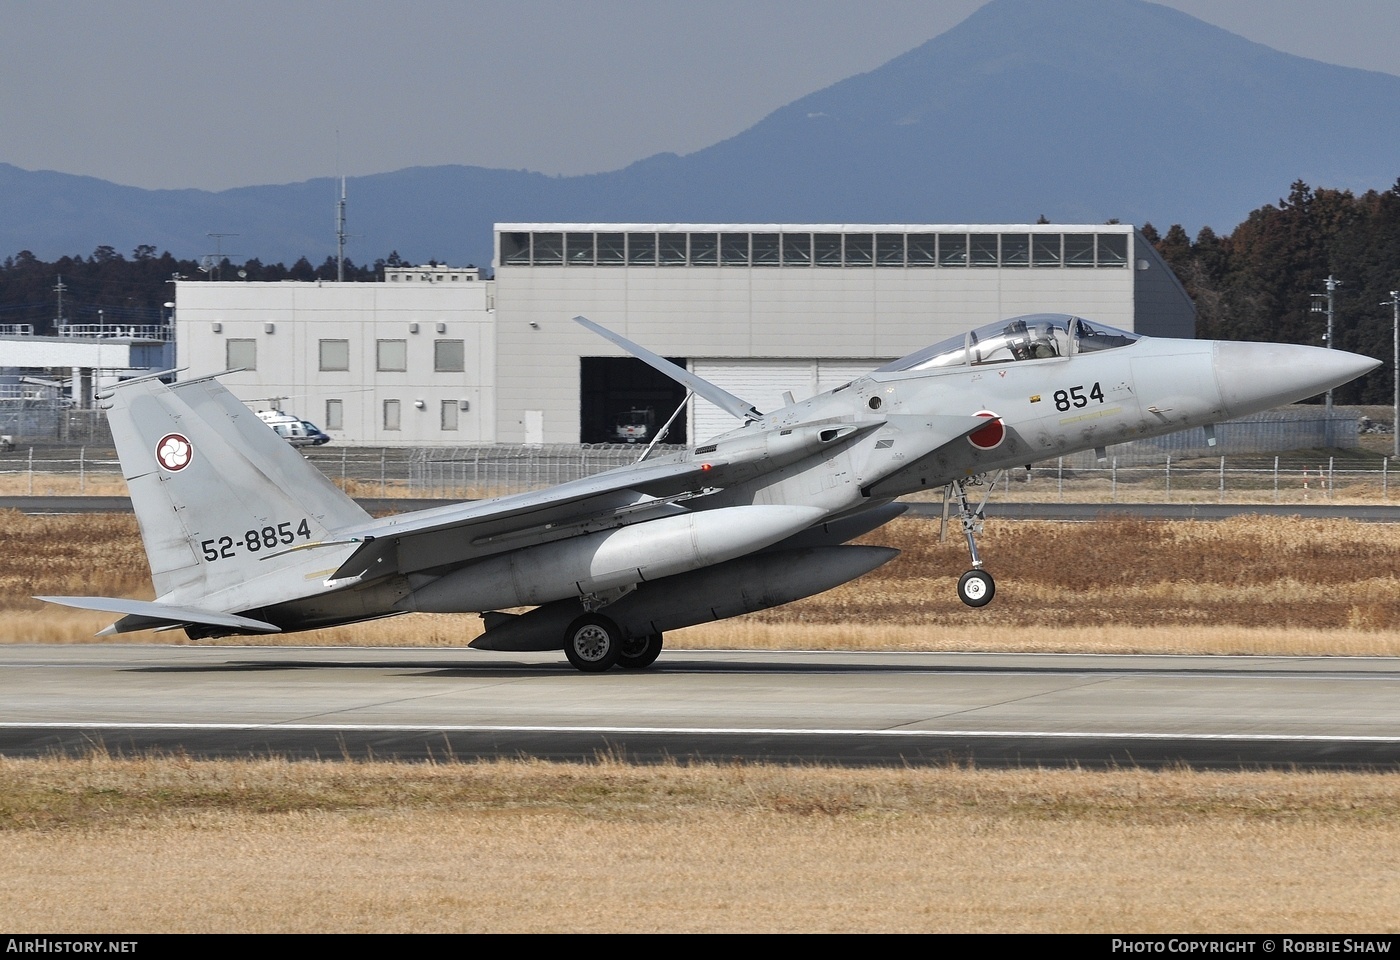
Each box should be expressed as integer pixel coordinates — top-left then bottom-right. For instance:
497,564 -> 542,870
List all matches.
1310,275 -> 1341,415
205,233 -> 239,281
52,275 -> 66,330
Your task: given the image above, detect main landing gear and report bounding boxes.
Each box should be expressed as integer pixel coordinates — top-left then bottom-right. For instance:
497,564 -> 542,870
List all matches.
562,612 -> 664,673
946,475 -> 999,608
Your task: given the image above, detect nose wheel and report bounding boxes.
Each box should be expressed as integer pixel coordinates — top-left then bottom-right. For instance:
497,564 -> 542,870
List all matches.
946,475 -> 1000,608
957,568 -> 995,607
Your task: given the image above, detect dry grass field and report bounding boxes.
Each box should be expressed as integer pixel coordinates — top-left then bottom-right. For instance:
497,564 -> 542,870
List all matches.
3,506 -> 1400,932
1,756 -> 1398,933
8,508 -> 1400,656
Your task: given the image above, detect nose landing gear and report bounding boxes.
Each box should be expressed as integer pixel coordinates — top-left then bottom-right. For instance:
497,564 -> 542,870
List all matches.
945,474 -> 1000,608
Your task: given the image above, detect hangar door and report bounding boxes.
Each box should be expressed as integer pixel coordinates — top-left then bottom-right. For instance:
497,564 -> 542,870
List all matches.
580,356 -> 689,446
689,359 -> 886,444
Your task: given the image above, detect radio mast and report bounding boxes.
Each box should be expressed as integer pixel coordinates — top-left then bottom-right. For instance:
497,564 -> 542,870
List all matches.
336,176 -> 347,282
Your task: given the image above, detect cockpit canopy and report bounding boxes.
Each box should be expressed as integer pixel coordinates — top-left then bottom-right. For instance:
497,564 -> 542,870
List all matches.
876,314 -> 1141,373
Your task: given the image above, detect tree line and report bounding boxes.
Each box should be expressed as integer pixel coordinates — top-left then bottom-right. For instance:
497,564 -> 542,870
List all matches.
0,247 -> 411,332
1146,178 -> 1400,405
4,177 -> 1399,403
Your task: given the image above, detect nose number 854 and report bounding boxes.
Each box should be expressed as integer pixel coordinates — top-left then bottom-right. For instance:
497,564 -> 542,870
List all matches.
1054,382 -> 1105,411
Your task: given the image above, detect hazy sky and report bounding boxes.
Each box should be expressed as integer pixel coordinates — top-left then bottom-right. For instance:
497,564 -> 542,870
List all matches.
4,0 -> 1398,191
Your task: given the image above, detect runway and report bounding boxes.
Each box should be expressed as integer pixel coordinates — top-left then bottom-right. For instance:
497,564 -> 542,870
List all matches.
1,645 -> 1398,770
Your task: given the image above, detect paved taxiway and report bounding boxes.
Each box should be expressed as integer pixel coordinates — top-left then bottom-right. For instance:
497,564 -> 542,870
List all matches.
0,645 -> 1397,769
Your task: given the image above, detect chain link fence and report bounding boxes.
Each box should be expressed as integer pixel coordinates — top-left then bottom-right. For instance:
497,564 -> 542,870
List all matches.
6,445 -> 1398,504
1,406 -> 1390,504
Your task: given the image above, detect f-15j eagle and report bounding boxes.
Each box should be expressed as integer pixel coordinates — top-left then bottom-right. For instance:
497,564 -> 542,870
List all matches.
39,314 -> 1378,671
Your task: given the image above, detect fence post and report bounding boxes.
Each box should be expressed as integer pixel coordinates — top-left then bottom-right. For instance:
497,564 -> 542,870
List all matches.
380,450 -> 386,497
1165,455 -> 1171,502
27,446 -> 33,496
1328,456 -> 1335,499
1274,456 -> 1280,503
79,445 -> 85,495
1110,457 -> 1117,502
1385,457 -> 1390,501
1218,455 -> 1225,503
1057,457 -> 1063,500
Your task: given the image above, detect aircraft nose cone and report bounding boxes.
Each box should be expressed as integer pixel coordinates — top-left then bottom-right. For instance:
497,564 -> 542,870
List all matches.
1215,341 -> 1381,416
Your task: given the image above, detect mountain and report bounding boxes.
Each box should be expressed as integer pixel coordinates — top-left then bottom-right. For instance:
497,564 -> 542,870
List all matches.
4,0 -> 1400,270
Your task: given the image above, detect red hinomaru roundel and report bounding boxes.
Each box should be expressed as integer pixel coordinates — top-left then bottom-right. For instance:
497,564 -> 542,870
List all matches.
155,433 -> 193,472
967,411 -> 1005,450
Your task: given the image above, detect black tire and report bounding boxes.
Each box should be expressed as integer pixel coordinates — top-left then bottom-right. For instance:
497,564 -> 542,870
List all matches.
957,569 -> 995,607
618,633 -> 663,670
563,614 -> 623,672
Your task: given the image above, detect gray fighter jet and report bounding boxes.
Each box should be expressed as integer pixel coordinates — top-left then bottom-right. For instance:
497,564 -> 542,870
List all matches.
39,313 -> 1378,671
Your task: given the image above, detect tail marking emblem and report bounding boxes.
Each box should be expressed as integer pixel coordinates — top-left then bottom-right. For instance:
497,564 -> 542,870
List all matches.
156,433 -> 193,472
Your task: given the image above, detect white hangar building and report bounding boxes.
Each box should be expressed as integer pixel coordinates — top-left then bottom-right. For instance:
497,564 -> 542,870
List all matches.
175,223 -> 1193,446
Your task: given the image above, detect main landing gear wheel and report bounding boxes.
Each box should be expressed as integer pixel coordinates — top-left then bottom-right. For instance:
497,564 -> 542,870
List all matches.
957,569 -> 995,607
563,614 -> 622,672
618,633 -> 664,670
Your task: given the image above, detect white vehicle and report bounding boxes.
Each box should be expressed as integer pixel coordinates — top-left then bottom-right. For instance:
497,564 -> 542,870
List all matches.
257,410 -> 330,447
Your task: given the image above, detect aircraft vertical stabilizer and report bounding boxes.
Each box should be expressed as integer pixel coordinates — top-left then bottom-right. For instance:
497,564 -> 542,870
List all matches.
102,374 -> 371,603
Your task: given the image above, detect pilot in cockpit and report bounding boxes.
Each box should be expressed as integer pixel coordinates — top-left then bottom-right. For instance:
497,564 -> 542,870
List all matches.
1004,320 -> 1060,361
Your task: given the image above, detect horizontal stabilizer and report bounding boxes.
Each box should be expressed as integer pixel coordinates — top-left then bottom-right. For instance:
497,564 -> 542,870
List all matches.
35,596 -> 281,636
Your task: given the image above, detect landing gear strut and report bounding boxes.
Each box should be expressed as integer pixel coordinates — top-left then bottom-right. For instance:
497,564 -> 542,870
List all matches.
946,475 -> 999,607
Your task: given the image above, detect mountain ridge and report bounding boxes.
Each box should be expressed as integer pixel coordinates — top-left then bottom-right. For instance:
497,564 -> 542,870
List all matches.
3,0 -> 1398,269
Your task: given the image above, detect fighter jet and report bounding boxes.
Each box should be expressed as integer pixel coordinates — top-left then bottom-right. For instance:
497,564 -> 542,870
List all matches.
38,313 -> 1378,671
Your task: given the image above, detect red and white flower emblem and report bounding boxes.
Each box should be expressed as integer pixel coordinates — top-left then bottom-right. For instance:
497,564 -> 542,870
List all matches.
156,433 -> 193,471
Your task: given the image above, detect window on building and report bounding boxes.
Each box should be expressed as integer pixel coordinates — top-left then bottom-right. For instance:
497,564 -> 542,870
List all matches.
434,339 -> 465,373
500,233 -> 530,265
969,234 -> 1000,266
690,232 -> 718,265
530,233 -> 563,264
907,234 -> 937,266
377,339 -> 407,372
441,400 -> 459,431
226,338 -> 256,371
383,399 -> 401,431
939,234 -> 968,266
813,233 -> 843,266
751,233 -> 780,266
597,232 -> 626,264
1063,234 -> 1094,267
319,339 -> 349,372
720,233 -> 749,265
1032,234 -> 1062,266
844,234 -> 873,266
1097,233 -> 1129,267
627,233 -> 656,265
876,233 -> 905,267
1001,234 -> 1030,267
565,232 -> 595,265
325,399 -> 343,431
658,233 -> 688,264
781,233 -> 812,266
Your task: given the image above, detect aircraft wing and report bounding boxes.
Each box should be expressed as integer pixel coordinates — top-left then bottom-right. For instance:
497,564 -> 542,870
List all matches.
35,596 -> 282,636
574,315 -> 764,423
324,456 -> 725,584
